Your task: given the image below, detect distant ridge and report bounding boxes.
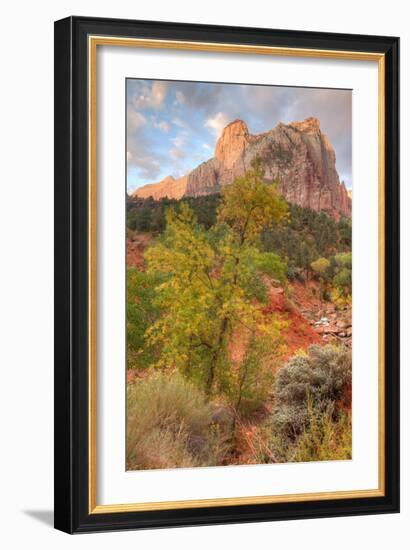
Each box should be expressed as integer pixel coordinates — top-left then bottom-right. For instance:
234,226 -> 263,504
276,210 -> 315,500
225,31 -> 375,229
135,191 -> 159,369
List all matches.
132,175 -> 187,201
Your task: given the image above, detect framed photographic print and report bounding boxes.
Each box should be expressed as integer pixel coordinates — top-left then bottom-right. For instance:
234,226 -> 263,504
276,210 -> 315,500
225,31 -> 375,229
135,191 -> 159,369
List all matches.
54,16 -> 399,533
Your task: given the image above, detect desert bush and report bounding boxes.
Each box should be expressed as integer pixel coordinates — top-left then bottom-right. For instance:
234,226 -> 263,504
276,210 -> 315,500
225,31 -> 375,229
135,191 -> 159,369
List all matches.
286,265 -> 298,281
127,372 -> 230,470
292,405 -> 352,462
269,398 -> 352,463
269,345 -> 351,461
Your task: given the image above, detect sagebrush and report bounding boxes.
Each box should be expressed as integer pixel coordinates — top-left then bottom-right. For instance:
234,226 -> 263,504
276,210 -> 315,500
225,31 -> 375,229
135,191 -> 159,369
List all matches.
269,345 -> 351,462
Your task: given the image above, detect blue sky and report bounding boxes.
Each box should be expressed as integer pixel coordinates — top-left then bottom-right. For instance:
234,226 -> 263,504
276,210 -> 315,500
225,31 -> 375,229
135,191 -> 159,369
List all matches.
127,79 -> 352,192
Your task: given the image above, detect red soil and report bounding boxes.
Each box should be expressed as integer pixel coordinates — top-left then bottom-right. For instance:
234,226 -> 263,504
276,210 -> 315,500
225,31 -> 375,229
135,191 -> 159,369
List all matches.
291,280 -> 322,311
262,285 -> 321,361
127,233 -> 153,270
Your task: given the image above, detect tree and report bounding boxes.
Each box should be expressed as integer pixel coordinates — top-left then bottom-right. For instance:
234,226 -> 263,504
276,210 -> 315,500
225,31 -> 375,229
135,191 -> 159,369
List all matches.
310,257 -> 331,277
217,158 -> 288,244
145,161 -> 288,400
260,202 -> 351,280
332,252 -> 352,302
310,257 -> 331,304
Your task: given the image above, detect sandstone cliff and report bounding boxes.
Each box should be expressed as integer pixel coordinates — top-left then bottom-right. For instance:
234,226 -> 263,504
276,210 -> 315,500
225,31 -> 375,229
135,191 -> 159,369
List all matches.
132,175 -> 187,200
133,117 -> 351,218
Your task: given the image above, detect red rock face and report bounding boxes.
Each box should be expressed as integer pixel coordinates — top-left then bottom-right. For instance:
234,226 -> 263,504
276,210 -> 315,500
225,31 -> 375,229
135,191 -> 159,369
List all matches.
135,117 -> 352,219
133,175 -> 187,200
215,119 -> 250,168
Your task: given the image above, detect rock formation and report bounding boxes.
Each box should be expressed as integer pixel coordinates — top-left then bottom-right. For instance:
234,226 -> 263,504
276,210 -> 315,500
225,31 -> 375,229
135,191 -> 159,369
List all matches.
133,117 -> 351,219
215,119 -> 251,169
132,175 -> 187,200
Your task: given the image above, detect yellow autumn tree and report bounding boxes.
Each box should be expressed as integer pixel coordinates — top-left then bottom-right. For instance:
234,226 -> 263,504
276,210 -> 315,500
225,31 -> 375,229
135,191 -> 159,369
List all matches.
145,160 -> 288,403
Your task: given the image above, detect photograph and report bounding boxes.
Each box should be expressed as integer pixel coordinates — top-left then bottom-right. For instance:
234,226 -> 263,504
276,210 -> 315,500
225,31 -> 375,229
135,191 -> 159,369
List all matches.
126,79 -> 353,471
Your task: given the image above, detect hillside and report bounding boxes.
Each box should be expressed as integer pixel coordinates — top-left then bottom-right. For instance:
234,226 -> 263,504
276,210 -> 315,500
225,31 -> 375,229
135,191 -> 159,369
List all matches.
127,228 -> 352,357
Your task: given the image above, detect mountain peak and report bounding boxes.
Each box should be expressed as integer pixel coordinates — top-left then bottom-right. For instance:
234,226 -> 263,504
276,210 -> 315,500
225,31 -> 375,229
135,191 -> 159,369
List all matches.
215,119 -> 250,168
224,119 -> 249,132
161,175 -> 175,184
289,117 -> 321,133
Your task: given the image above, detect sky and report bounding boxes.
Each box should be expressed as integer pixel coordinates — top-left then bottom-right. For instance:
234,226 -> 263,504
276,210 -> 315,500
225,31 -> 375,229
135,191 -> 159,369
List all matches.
126,79 -> 352,192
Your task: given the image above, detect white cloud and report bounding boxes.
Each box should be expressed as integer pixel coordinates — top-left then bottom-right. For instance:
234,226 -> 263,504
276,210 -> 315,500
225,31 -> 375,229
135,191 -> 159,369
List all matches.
134,81 -> 168,109
154,119 -> 171,133
170,147 -> 186,160
169,131 -> 188,163
205,112 -> 230,138
202,143 -> 212,150
171,133 -> 187,148
127,111 -> 146,131
127,151 -> 161,180
172,117 -> 187,129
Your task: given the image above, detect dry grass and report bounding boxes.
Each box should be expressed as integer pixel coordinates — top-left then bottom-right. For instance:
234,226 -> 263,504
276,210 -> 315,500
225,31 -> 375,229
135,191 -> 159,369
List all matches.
127,372 -> 230,470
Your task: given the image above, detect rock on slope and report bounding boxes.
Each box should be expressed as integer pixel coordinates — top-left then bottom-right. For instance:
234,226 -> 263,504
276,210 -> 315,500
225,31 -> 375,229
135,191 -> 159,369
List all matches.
133,118 -> 351,219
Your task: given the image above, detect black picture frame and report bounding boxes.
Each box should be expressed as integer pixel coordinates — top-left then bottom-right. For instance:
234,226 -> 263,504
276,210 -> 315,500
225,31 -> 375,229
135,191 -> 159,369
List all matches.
54,15 -> 400,534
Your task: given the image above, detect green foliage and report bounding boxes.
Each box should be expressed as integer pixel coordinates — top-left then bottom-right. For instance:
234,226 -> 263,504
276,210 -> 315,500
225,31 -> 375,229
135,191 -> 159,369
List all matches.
254,251 -> 287,283
127,185 -> 352,286
144,165 -> 287,401
127,193 -> 221,233
144,204 -> 219,388
334,252 -> 352,268
269,398 -> 352,463
217,158 -> 288,244
270,345 -> 351,454
332,252 -> 352,295
291,405 -> 352,462
127,373 -> 229,469
310,257 -> 331,301
228,335 -> 277,417
333,269 -> 351,292
261,204 -> 352,278
310,257 -> 331,276
127,268 -> 163,369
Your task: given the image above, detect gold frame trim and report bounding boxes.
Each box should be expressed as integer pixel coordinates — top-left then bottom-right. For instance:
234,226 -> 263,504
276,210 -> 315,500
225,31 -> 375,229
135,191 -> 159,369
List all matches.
88,35 -> 386,514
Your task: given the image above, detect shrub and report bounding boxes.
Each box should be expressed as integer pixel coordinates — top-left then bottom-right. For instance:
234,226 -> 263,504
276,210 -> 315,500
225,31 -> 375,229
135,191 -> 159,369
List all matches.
269,399 -> 352,463
127,373 -> 230,470
292,406 -> 352,462
286,265 -> 297,281
269,345 -> 351,461
310,257 -> 331,277
332,251 -> 352,298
